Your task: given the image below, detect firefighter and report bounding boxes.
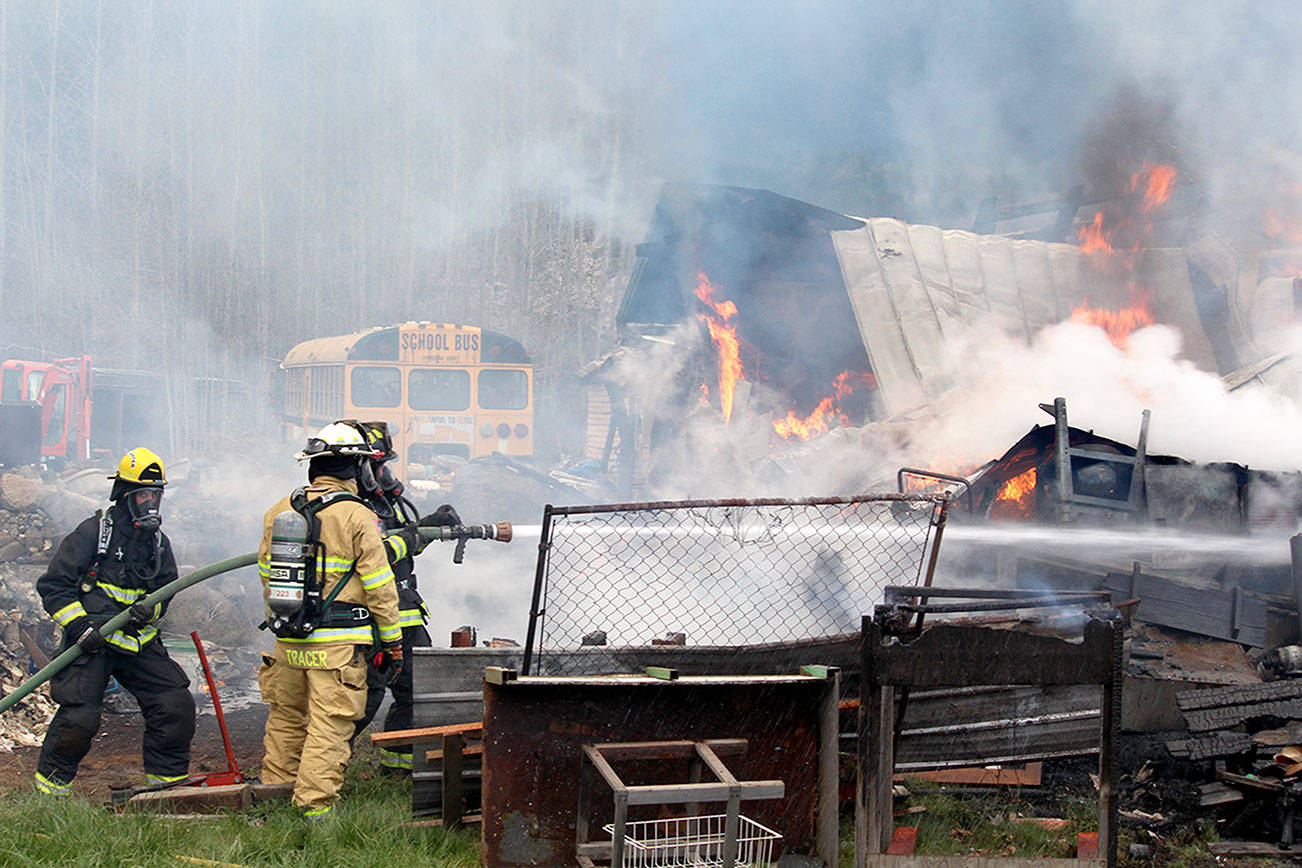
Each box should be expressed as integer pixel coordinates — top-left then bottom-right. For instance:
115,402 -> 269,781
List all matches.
350,422 -> 460,771
33,447 -> 194,795
257,421 -> 402,818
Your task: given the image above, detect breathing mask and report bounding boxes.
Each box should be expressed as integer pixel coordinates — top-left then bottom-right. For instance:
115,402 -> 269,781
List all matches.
125,487 -> 164,531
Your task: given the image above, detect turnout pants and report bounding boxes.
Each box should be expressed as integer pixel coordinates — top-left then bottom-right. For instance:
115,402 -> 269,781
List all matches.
353,624 -> 430,770
259,642 -> 369,813
36,639 -> 195,791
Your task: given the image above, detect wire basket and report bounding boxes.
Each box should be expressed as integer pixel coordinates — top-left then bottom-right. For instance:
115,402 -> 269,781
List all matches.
603,814 -> 782,868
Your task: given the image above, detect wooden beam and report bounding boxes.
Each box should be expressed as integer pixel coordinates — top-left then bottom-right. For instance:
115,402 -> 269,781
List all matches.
370,721 -> 482,746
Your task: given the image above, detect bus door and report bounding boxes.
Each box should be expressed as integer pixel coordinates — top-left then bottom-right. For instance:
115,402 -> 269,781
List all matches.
36,366 -> 75,459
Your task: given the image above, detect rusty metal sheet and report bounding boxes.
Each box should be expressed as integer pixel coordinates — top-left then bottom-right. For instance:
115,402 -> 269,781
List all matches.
481,674 -> 832,868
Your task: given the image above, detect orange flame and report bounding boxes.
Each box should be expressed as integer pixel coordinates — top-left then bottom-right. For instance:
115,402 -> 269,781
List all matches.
695,273 -> 743,424
990,467 -> 1036,519
1072,162 -> 1173,344
772,371 -> 872,440
1070,294 -> 1155,347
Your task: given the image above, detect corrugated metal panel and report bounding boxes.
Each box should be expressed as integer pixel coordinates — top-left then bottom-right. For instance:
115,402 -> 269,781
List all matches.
584,384 -> 611,461
830,221 -> 1231,410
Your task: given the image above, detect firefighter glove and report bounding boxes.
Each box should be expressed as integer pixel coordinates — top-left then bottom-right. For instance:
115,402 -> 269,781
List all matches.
126,601 -> 155,627
381,643 -> 404,686
397,523 -> 428,557
66,616 -> 107,653
419,504 -> 461,528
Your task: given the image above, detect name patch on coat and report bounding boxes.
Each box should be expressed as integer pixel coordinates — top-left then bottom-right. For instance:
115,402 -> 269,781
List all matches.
284,648 -> 329,668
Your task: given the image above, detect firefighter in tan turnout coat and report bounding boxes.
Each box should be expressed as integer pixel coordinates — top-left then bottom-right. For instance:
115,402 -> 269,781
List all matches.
257,421 -> 402,818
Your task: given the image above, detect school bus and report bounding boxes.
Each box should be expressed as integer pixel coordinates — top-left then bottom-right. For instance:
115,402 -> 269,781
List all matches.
280,322 -> 533,490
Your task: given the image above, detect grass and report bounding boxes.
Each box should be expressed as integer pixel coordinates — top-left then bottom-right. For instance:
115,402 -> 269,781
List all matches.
0,759 -> 480,868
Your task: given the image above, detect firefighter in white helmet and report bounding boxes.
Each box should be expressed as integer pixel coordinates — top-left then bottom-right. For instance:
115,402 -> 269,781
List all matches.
34,447 -> 194,795
256,421 -> 401,818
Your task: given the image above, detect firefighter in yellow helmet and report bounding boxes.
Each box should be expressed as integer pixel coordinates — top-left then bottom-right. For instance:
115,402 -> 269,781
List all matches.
33,448 -> 194,795
257,421 -> 401,818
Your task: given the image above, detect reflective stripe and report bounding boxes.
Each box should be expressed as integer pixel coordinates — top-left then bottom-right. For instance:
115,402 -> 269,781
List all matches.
377,622 -> 401,644
320,557 -> 354,574
258,558 -> 270,578
33,771 -> 71,795
358,566 -> 394,591
304,805 -> 333,818
144,773 -> 188,785
97,582 -> 146,605
105,625 -> 158,653
277,625 -> 375,645
385,535 -> 408,561
52,601 -> 87,626
378,747 -> 412,770
397,608 -> 425,629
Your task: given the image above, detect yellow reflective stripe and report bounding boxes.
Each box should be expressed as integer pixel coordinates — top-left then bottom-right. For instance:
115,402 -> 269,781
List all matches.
304,805 -> 333,818
378,747 -> 412,769
33,771 -> 71,795
397,608 -> 425,628
52,601 -> 87,626
277,626 -> 375,644
105,625 -> 158,653
144,773 -> 188,785
97,582 -> 146,605
385,535 -> 408,561
377,623 -> 401,644
359,566 -> 394,590
320,557 -> 354,573
258,559 -> 270,577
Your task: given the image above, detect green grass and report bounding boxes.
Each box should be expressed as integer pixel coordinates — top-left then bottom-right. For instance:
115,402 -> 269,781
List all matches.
0,762 -> 480,868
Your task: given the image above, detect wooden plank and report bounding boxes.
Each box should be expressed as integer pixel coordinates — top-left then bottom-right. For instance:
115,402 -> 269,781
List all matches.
442,733 -> 464,830
1177,679 -> 1302,711
1211,840 -> 1302,857
126,783 -> 252,813
1185,700 -> 1302,733
1077,832 -> 1099,860
886,826 -> 918,855
1165,732 -> 1253,760
897,762 -> 1042,787
1102,572 -> 1266,647
864,858 -> 1102,867
370,721 -> 482,746
645,666 -> 679,681
425,743 -> 484,762
401,813 -> 483,829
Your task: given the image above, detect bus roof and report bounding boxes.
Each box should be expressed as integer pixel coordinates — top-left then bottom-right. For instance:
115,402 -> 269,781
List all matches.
282,323 -> 530,366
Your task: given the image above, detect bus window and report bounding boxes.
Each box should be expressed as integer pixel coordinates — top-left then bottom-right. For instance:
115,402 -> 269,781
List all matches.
351,366 -> 400,408
27,370 -> 44,399
409,369 -> 470,411
1,367 -> 20,401
478,369 -> 528,410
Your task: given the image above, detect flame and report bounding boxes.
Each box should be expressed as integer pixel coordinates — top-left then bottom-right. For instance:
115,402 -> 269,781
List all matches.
695,273 -> 743,424
1070,294 -> 1155,347
990,467 -> 1036,519
197,680 -> 226,693
1072,162 -> 1174,345
772,370 -> 873,440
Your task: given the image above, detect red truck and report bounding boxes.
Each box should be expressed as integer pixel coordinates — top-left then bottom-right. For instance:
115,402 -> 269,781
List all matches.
0,355 -> 168,469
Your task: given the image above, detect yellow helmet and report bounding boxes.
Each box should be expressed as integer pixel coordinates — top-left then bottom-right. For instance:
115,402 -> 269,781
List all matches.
109,447 -> 167,499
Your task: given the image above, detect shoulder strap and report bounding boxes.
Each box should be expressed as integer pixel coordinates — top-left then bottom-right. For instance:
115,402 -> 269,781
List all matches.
96,509 -> 112,557
292,488 -> 371,613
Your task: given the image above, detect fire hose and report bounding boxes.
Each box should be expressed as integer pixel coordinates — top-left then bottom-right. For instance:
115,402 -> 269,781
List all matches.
0,522 -> 512,716
0,552 -> 259,717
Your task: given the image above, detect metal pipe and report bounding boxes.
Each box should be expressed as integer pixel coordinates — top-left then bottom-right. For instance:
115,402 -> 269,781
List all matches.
0,552 -> 258,716
1291,534 -> 1302,644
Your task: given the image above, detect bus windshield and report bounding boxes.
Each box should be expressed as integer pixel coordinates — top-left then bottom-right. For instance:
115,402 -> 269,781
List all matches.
409,369 -> 470,411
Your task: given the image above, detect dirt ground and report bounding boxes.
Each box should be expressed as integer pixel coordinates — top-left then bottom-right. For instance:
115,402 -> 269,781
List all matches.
0,702 -> 270,800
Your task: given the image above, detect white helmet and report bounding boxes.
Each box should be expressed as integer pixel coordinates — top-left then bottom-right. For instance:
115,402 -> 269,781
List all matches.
295,421 -> 377,462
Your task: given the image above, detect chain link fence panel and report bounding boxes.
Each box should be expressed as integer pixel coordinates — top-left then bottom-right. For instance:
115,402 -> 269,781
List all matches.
523,495 -> 948,675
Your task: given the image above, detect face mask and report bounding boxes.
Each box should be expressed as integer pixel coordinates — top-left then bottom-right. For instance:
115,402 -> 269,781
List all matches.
126,488 -> 163,531
377,463 -> 404,498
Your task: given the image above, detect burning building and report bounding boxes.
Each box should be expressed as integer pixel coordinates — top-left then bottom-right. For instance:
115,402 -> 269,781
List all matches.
581,179 -> 1286,498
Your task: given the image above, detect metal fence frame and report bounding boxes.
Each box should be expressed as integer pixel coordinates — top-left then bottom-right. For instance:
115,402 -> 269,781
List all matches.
522,494 -> 950,675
